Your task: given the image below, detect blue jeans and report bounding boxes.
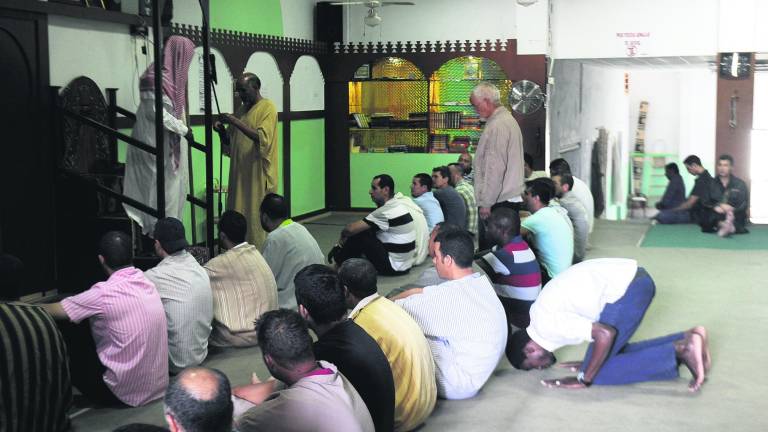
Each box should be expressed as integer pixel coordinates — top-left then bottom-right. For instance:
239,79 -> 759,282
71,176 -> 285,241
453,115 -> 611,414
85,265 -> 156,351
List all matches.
580,268 -> 683,385
655,209 -> 691,224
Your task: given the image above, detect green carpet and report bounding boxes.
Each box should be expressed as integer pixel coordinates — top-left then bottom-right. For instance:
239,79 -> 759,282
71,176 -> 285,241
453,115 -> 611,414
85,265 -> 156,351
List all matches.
641,223 -> 768,249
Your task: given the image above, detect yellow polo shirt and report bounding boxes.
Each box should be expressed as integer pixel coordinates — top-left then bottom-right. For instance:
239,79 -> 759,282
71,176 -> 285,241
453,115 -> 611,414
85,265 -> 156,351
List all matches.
349,294 -> 437,431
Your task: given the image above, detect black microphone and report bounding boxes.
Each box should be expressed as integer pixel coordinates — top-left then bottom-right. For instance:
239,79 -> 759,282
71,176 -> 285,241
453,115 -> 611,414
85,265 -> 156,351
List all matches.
209,53 -> 218,84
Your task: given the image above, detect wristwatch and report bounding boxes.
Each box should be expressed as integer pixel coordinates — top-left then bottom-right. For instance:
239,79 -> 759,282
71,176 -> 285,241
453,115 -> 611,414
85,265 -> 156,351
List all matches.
577,371 -> 592,387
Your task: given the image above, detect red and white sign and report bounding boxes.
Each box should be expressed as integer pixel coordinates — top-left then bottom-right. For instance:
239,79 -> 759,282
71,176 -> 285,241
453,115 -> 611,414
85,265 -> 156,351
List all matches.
616,32 -> 651,57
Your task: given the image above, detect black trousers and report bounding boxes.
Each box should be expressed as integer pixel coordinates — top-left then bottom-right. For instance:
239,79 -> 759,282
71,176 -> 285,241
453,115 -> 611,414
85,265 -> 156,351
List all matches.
478,201 -> 525,251
58,320 -> 123,407
699,208 -> 748,233
333,230 -> 409,276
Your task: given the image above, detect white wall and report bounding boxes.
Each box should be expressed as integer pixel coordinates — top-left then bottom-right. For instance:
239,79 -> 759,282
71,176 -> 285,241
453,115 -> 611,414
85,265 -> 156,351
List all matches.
281,0 -> 319,39
343,0 -> 516,44
550,0 -> 719,59
49,16 -> 145,111
244,53 -> 285,112
290,56 -> 324,111
549,60 -> 630,219
718,0 -> 768,53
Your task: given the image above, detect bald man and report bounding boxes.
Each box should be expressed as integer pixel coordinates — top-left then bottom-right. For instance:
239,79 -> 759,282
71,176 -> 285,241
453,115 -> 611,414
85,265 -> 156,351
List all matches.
164,367 -> 234,432
216,73 -> 278,248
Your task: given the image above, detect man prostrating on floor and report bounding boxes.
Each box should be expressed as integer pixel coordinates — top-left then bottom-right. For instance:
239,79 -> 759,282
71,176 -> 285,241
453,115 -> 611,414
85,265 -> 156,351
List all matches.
506,258 -> 711,392
393,229 -> 507,400
329,174 -> 416,275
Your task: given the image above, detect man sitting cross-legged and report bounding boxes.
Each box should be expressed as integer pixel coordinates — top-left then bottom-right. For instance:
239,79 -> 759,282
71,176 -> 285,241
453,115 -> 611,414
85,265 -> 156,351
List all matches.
552,172 -> 589,263
147,217 -> 213,373
295,265 -> 395,432
233,309 -> 374,432
393,230 -> 507,400
330,174 -> 416,275
341,258 -> 437,432
477,208 -> 542,330
42,231 -> 169,407
432,165 -> 468,229
449,162 -> 478,236
521,178 -> 574,283
204,210 -> 277,347
164,367 -> 233,432
411,172 -> 445,231
261,193 -> 324,309
506,258 -> 711,392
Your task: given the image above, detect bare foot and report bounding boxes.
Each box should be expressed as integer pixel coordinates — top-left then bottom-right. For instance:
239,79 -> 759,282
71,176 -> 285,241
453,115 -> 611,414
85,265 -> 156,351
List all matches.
680,332 -> 706,392
556,361 -> 582,372
690,326 -> 711,372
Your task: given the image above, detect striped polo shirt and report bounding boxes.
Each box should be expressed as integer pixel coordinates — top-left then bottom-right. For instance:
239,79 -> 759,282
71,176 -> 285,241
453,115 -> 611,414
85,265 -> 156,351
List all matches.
365,199 -> 416,271
480,235 -> 542,301
1,302 -> 72,432
61,267 -> 169,406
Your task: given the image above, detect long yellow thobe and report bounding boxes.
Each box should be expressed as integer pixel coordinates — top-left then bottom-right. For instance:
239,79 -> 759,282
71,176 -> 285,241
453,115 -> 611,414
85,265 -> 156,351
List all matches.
226,98 -> 278,248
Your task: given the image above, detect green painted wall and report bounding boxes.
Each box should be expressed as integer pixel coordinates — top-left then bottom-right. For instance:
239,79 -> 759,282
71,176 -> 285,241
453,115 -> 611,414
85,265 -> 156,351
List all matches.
350,153 -> 461,208
210,0 -> 283,35
290,119 -> 325,216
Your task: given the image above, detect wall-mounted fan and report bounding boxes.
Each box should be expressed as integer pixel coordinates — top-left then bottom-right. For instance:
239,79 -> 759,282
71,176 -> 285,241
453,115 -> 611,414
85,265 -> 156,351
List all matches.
508,80 -> 545,115
331,1 -> 416,27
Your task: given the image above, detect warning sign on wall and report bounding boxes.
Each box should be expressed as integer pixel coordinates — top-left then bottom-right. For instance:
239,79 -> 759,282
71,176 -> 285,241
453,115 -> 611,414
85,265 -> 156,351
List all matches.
616,32 -> 651,57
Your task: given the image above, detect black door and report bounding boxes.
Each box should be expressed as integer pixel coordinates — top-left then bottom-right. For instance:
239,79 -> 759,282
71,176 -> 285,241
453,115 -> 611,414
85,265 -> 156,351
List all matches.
0,9 -> 53,297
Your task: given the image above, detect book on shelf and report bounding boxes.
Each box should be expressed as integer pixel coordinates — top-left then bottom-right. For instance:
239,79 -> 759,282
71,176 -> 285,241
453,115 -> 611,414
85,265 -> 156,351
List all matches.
352,113 -> 370,128
429,111 -> 464,129
428,134 -> 450,152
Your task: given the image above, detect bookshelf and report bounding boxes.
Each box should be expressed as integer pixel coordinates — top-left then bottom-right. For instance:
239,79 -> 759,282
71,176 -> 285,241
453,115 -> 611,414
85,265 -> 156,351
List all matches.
428,56 -> 512,154
347,55 -> 514,154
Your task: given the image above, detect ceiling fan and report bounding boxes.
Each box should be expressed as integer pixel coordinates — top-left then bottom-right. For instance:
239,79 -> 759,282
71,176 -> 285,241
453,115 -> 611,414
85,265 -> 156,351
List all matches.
330,1 -> 416,27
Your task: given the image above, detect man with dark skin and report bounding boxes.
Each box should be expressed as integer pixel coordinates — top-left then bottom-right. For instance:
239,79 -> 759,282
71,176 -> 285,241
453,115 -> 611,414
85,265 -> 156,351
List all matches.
699,154 -> 750,235
215,72 -> 278,248
457,152 -> 474,184
506,259 -> 711,392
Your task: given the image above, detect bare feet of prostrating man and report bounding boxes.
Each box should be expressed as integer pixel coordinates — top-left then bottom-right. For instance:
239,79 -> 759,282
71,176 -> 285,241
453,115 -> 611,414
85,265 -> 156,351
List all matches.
676,330 -> 707,392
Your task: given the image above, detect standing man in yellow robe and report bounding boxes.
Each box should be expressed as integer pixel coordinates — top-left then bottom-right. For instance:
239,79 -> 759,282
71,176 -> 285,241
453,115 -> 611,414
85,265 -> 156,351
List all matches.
216,73 -> 278,248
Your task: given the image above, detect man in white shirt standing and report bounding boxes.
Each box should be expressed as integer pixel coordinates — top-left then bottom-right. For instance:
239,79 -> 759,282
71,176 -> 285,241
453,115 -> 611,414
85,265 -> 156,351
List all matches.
506,259 -> 710,392
147,217 -> 213,373
393,229 -> 507,400
260,193 -> 324,309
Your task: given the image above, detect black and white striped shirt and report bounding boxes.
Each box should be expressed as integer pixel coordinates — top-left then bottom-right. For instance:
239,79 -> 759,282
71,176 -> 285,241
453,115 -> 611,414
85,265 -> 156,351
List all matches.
0,302 -> 72,432
365,199 -> 416,271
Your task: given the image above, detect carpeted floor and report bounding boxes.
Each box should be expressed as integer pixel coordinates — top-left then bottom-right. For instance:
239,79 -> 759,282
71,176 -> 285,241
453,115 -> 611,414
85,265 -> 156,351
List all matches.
641,223 -> 768,250
70,214 -> 768,431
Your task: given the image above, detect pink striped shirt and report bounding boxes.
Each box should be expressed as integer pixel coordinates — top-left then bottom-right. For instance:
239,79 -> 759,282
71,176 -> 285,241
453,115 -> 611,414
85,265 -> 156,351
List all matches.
61,267 -> 169,406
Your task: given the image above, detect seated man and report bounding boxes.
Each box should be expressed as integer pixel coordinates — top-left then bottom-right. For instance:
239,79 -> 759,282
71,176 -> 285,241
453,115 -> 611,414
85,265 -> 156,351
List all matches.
42,231 -> 169,406
507,258 -> 711,392
330,174 -> 416,275
449,163 -> 478,235
341,258 -> 437,432
1,254 -> 72,431
524,152 -> 547,180
431,166 -> 467,229
147,218 -> 213,373
261,194 -> 323,309
205,210 -> 277,347
657,155 -> 714,224
477,208 -> 542,329
521,178 -> 574,282
698,154 -> 750,236
295,265 -> 395,432
389,189 -> 430,266
411,173 -> 445,231
233,310 -> 374,432
391,222 -> 464,296
394,230 -> 507,400
654,162 -> 686,212
549,158 -> 594,232
458,152 -> 474,185
164,367 -> 233,432
552,172 -> 589,263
